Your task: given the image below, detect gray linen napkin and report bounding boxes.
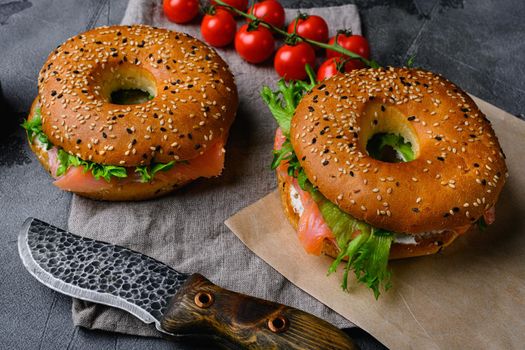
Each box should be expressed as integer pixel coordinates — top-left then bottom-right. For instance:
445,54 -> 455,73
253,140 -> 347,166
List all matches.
69,0 -> 361,337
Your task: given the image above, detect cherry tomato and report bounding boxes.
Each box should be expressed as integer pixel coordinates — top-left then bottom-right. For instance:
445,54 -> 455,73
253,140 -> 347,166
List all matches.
248,0 -> 285,28
163,0 -> 199,24
211,0 -> 249,12
274,42 -> 316,81
287,15 -> 329,43
201,9 -> 236,47
316,58 -> 363,81
316,58 -> 340,81
235,24 -> 275,64
326,32 -> 370,61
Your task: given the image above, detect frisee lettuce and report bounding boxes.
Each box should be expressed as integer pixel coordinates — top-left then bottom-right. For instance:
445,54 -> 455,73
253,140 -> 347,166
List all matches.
21,108 -> 53,150
22,110 -> 176,183
56,149 -> 128,182
261,65 -> 316,136
261,64 -> 394,298
135,161 -> 175,183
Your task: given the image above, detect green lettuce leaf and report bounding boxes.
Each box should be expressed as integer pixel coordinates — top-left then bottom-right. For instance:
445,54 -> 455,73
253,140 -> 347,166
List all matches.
261,64 -> 316,136
135,161 -> 175,183
21,108 -> 53,150
56,149 -> 128,182
307,184 -> 393,299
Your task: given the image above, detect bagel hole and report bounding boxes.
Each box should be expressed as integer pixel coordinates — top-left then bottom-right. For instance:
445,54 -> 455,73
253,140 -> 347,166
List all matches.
101,64 -> 157,105
111,89 -> 152,105
360,103 -> 419,163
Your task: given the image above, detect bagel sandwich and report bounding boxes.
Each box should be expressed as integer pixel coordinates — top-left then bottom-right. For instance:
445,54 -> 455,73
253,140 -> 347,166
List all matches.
22,25 -> 238,201
262,67 -> 507,297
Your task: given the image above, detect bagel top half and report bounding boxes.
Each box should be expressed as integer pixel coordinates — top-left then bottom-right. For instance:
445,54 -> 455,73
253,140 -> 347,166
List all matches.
290,67 -> 507,234
37,25 -> 238,167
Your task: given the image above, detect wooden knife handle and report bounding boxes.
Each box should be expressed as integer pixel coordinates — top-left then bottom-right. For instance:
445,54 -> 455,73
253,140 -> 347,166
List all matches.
161,274 -> 357,349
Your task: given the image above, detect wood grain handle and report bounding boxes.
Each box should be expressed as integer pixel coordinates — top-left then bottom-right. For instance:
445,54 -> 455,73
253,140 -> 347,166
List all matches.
160,274 -> 358,349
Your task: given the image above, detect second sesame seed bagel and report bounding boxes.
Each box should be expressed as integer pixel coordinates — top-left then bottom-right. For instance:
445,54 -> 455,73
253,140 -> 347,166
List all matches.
290,67 -> 507,234
37,25 -> 238,166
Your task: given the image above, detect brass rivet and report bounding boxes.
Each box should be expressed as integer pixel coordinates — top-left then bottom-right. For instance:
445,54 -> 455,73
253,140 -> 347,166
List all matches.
267,315 -> 289,333
194,291 -> 214,308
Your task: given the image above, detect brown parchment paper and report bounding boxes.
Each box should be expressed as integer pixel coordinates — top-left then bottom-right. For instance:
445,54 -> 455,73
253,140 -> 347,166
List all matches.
225,95 -> 525,350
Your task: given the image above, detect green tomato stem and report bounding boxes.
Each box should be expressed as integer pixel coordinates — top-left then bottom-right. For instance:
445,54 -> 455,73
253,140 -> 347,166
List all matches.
213,0 -> 378,68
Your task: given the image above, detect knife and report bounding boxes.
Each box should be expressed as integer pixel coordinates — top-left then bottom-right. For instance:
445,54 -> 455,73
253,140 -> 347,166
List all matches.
18,217 -> 358,349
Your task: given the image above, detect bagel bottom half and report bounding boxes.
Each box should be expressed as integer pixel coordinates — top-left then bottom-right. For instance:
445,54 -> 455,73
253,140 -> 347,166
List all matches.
277,171 -> 465,260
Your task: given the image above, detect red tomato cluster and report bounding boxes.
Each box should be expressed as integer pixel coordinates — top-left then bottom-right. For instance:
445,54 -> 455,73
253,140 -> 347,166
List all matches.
163,0 -> 370,81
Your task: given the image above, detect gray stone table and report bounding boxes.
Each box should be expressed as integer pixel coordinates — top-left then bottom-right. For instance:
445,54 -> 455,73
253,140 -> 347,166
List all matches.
0,0 -> 523,349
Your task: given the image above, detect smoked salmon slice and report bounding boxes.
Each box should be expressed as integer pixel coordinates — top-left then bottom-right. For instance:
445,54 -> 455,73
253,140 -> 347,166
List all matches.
275,127 -> 335,255
53,141 -> 225,193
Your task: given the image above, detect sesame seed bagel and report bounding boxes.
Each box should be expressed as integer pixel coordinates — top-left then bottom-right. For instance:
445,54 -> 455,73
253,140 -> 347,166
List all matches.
37,25 -> 238,166
290,67 -> 507,234
27,98 -> 193,201
277,151 -> 462,261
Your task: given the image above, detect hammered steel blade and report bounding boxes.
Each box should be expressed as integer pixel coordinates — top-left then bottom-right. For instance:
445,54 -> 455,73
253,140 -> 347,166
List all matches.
18,218 -> 189,334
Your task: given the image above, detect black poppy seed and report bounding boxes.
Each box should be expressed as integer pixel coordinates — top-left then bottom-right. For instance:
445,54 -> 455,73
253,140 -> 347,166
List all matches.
407,116 -> 416,121
481,179 -> 487,186
373,119 -> 378,125
435,136 -> 442,141
318,84 -> 326,90
381,105 -> 385,112
437,156 -> 445,161
160,127 -> 166,132
126,128 -> 133,134
474,163 -> 479,167
350,171 -> 354,177
452,207 -> 460,212
312,137 -> 317,144
412,208 -> 419,213
188,133 -> 193,140
51,90 -> 57,96
194,144 -> 201,150
102,132 -> 107,139
156,59 -> 162,64
131,139 -> 137,145
76,139 -> 81,144
322,160 -> 329,166
301,156 -> 306,161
